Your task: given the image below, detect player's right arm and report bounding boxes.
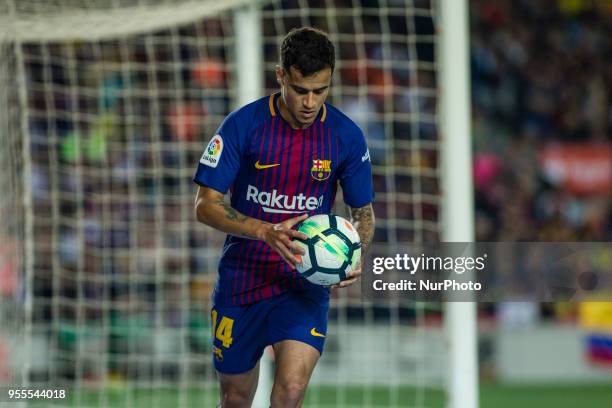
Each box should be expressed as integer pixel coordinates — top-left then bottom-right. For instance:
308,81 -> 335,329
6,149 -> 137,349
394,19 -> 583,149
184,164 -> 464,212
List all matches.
194,186 -> 307,268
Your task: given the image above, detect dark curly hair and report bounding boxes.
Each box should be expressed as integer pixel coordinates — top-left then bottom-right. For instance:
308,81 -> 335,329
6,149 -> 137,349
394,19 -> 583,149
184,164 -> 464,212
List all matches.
280,27 -> 335,77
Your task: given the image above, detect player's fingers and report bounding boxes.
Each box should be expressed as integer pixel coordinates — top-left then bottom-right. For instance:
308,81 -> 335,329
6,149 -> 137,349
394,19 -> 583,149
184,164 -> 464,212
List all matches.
330,281 -> 350,289
273,222 -> 308,241
278,232 -> 294,246
346,261 -> 362,277
287,240 -> 306,255
284,213 -> 309,228
330,273 -> 361,289
287,229 -> 309,241
348,266 -> 362,278
280,232 -> 307,252
338,276 -> 360,288
278,252 -> 296,269
274,241 -> 300,268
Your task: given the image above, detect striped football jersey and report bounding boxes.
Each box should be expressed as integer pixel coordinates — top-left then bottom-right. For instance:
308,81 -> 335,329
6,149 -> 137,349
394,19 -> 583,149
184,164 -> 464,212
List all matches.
194,93 -> 373,306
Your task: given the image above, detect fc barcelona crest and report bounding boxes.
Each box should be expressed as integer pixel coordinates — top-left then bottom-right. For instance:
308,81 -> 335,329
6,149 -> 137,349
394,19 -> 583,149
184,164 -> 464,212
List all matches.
311,159 -> 332,181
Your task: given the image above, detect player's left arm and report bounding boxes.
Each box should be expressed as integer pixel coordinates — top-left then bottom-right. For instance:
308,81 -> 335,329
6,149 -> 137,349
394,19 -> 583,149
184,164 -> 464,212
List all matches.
334,123 -> 375,288
332,203 -> 375,288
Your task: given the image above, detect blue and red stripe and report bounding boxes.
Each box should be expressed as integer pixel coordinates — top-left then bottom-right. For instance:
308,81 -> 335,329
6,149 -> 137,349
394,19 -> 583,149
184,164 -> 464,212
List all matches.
211,97 -> 360,306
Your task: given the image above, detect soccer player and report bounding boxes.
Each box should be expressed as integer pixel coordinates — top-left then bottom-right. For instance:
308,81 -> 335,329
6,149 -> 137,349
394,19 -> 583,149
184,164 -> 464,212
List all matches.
194,27 -> 375,408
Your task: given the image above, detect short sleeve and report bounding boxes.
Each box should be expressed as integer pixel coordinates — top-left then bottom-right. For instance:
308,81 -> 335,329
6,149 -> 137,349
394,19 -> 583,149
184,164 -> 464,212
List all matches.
339,128 -> 374,208
193,114 -> 242,194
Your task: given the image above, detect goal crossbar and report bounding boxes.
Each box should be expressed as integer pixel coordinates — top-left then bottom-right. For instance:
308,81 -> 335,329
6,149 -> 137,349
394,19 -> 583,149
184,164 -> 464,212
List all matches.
0,0 -> 258,42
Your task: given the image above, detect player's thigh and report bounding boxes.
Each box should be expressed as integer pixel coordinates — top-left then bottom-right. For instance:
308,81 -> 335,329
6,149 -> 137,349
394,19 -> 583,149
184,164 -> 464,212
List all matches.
269,290 -> 329,385
218,362 -> 260,404
272,339 -> 320,386
267,289 -> 330,356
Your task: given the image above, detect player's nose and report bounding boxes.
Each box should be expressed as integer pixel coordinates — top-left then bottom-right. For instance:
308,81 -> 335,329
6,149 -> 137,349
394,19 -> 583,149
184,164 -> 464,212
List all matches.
303,92 -> 316,109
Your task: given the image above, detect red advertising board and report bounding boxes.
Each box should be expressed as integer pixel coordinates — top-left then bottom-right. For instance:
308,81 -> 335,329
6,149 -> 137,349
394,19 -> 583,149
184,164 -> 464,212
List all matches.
539,143 -> 612,195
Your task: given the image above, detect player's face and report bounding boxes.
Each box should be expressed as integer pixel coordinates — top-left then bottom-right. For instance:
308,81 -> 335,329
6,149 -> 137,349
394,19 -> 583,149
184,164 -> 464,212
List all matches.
276,65 -> 331,129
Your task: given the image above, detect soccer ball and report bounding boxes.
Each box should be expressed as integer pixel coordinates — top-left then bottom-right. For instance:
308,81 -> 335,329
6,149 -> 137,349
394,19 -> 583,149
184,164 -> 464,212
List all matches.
294,214 -> 361,286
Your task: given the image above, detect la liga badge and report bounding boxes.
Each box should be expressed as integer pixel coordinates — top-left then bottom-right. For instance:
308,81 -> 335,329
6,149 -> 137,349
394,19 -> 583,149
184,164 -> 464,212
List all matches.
200,135 -> 223,168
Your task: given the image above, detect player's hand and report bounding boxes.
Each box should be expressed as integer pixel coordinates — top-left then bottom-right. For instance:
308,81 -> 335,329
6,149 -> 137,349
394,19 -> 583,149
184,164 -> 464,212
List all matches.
331,261 -> 362,289
258,213 -> 309,269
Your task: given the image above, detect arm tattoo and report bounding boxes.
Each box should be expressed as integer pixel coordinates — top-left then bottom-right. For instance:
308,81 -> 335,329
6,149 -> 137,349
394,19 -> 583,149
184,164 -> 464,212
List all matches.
349,204 -> 375,255
215,199 -> 248,223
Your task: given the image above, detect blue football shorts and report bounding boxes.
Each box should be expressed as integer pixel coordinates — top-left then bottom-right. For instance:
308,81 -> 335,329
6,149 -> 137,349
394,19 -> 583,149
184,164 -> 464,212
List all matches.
210,289 -> 330,374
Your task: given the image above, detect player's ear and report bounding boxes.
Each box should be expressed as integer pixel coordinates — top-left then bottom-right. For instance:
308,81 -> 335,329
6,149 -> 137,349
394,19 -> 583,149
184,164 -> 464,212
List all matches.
275,65 -> 284,85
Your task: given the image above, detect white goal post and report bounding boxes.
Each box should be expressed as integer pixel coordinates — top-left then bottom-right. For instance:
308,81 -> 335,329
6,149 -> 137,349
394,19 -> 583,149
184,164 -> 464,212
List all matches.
439,0 -> 478,407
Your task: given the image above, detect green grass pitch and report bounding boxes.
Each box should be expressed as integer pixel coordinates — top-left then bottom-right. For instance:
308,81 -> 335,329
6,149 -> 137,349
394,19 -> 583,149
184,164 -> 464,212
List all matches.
25,382 -> 612,407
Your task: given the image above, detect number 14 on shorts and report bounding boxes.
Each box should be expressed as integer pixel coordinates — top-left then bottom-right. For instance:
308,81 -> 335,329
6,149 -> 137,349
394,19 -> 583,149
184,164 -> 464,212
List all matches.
211,309 -> 234,348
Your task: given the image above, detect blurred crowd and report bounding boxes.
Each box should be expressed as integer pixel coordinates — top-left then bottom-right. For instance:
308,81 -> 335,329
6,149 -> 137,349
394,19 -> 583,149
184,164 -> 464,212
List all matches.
471,0 -> 612,242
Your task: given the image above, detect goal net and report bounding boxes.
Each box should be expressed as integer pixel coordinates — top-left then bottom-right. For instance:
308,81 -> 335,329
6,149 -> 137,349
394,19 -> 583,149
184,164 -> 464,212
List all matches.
0,0 -> 452,407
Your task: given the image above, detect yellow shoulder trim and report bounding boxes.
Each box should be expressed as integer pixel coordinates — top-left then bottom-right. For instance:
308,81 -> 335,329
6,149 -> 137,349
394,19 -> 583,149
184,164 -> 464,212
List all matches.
269,94 -> 276,116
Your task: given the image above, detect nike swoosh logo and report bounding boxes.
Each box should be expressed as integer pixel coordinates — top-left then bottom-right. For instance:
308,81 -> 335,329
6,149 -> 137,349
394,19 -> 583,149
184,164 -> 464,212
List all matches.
255,161 -> 280,170
310,328 -> 325,338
